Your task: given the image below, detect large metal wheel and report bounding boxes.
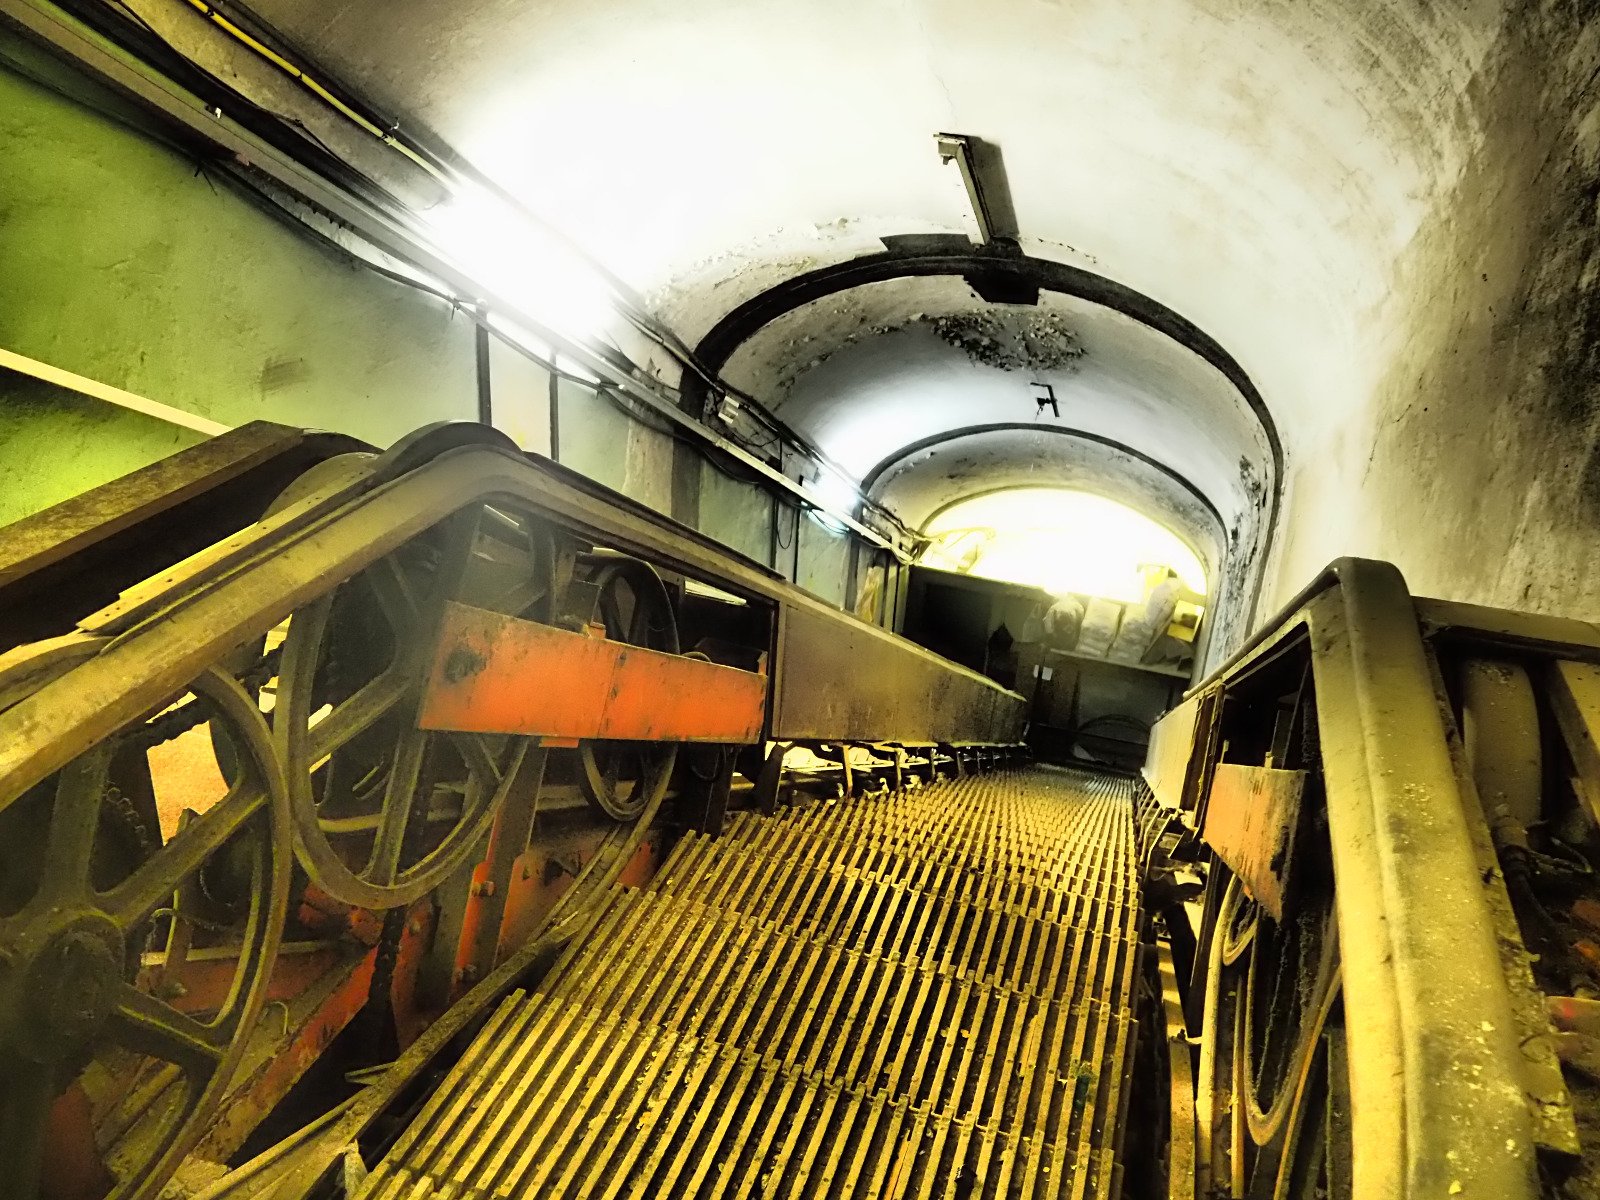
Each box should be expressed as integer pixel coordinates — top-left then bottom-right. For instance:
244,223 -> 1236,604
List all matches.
0,661 -> 290,1200
1268,991 -> 1351,1200
576,557 -> 680,821
272,506 -> 557,910
1200,866 -> 1344,1200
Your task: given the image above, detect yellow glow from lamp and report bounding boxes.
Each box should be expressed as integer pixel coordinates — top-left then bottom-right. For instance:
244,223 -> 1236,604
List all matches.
422,184 -> 618,343
920,489 -> 1207,602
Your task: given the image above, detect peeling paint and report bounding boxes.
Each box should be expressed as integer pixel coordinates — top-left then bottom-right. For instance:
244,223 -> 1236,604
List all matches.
776,304 -> 1084,394
925,311 -> 1084,373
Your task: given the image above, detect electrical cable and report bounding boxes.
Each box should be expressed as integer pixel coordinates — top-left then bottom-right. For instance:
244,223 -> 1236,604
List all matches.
59,0 -> 406,216
223,163 -> 787,501
0,32 -> 193,154
773,502 -> 796,551
155,0 -> 917,544
179,0 -> 446,184
71,0 -> 913,545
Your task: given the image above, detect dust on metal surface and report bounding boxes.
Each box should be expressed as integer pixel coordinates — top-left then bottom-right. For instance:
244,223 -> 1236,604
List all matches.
355,766 -> 1140,1200
1143,693 -> 1201,809
772,600 -> 1025,743
1200,762 -> 1306,922
419,601 -> 768,743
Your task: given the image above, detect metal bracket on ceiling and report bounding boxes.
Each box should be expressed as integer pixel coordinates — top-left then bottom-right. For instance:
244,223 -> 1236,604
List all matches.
935,134 -> 1036,303
935,132 -> 1020,249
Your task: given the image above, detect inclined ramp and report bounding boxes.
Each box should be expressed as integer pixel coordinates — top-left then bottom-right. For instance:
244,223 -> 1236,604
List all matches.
356,765 -> 1141,1200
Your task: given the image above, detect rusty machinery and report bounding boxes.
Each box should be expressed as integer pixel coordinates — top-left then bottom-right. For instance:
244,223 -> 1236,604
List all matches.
0,423 -> 1025,1200
1140,557 -> 1600,1199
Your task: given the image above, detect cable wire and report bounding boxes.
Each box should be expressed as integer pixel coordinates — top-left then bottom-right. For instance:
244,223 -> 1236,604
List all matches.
85,0 -> 913,545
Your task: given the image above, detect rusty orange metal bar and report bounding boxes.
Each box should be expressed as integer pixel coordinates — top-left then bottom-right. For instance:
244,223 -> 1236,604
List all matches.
419,601 -> 768,743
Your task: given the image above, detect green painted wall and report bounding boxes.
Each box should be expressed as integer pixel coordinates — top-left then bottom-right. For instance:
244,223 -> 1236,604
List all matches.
696,464 -> 773,569
0,375 -> 201,527
0,48 -> 475,521
797,515 -> 851,608
0,44 -> 881,622
554,377 -> 632,494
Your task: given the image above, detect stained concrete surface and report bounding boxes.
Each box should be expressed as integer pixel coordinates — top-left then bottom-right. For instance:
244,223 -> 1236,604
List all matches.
227,0 -> 1600,637
1270,2 -> 1600,615
721,281 -> 1271,535
0,55 -> 479,451
8,0 -> 1600,649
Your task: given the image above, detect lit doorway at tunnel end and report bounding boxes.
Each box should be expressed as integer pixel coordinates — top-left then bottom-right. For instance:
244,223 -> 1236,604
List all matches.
917,486 -> 1208,677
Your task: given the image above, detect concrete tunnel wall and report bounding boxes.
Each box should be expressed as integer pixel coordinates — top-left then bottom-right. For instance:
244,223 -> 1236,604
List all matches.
4,1 -> 1600,652
1265,4 -> 1600,617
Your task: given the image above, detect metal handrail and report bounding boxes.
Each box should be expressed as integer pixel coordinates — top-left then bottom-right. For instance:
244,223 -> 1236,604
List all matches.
1188,557 -> 1540,1198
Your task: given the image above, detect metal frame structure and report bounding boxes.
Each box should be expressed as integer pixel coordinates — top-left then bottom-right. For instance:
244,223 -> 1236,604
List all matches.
0,422 -> 1025,1200
1146,557 -> 1600,1199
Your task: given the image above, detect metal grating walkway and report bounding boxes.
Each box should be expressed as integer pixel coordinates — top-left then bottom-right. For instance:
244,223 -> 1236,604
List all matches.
357,766 -> 1141,1200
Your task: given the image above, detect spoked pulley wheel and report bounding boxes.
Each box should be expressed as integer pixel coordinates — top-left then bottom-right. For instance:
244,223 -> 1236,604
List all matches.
576,557 -> 680,821
0,652 -> 290,1200
272,504 -> 560,910
1201,865 -> 1344,1200
1267,990 -> 1351,1200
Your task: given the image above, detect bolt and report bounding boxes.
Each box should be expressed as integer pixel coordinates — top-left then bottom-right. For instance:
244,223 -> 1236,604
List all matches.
471,880 -> 496,898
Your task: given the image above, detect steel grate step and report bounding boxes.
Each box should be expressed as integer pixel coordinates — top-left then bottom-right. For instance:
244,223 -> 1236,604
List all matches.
358,766 -> 1141,1200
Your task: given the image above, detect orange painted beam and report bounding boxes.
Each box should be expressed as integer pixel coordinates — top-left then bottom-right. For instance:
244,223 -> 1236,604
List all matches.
420,601 -> 767,743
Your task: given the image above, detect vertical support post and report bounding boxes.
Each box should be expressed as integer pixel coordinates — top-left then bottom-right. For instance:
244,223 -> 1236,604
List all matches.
792,505 -> 803,581
670,440 -> 703,530
547,371 -> 561,462
453,748 -> 548,996
679,745 -> 736,835
474,303 -> 493,426
768,492 -> 782,573
754,742 -> 786,816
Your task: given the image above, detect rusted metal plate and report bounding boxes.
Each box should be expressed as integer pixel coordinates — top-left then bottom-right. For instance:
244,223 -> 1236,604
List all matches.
1143,695 -> 1201,809
1200,762 -> 1306,921
771,601 -> 1025,743
420,601 -> 767,743
1550,660 -> 1600,827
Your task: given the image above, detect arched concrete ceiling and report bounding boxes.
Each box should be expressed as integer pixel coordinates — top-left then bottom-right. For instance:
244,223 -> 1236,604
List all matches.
248,0 -> 1498,456
867,427 -> 1226,582
236,0 -> 1542,648
718,280 -> 1272,530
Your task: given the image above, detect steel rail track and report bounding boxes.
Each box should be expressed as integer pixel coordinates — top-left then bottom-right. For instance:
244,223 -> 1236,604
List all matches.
355,766 -> 1141,1200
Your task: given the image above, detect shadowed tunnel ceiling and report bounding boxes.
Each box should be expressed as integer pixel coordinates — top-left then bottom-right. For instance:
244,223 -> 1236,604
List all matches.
707,272 -> 1273,626
224,0 -> 1600,651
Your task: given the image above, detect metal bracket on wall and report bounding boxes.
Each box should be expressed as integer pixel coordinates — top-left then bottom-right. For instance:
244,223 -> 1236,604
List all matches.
0,0 -> 911,558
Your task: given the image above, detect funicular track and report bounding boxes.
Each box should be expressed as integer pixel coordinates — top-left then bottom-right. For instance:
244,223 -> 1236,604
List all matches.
358,766 -> 1141,1200
0,424 -> 1034,1200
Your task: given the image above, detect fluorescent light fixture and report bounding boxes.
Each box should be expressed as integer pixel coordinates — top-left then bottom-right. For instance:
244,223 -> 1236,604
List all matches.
422,183 -> 617,342
804,465 -> 862,533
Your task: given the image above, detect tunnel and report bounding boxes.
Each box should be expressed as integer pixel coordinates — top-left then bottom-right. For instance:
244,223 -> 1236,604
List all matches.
2,2 -> 1599,1198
